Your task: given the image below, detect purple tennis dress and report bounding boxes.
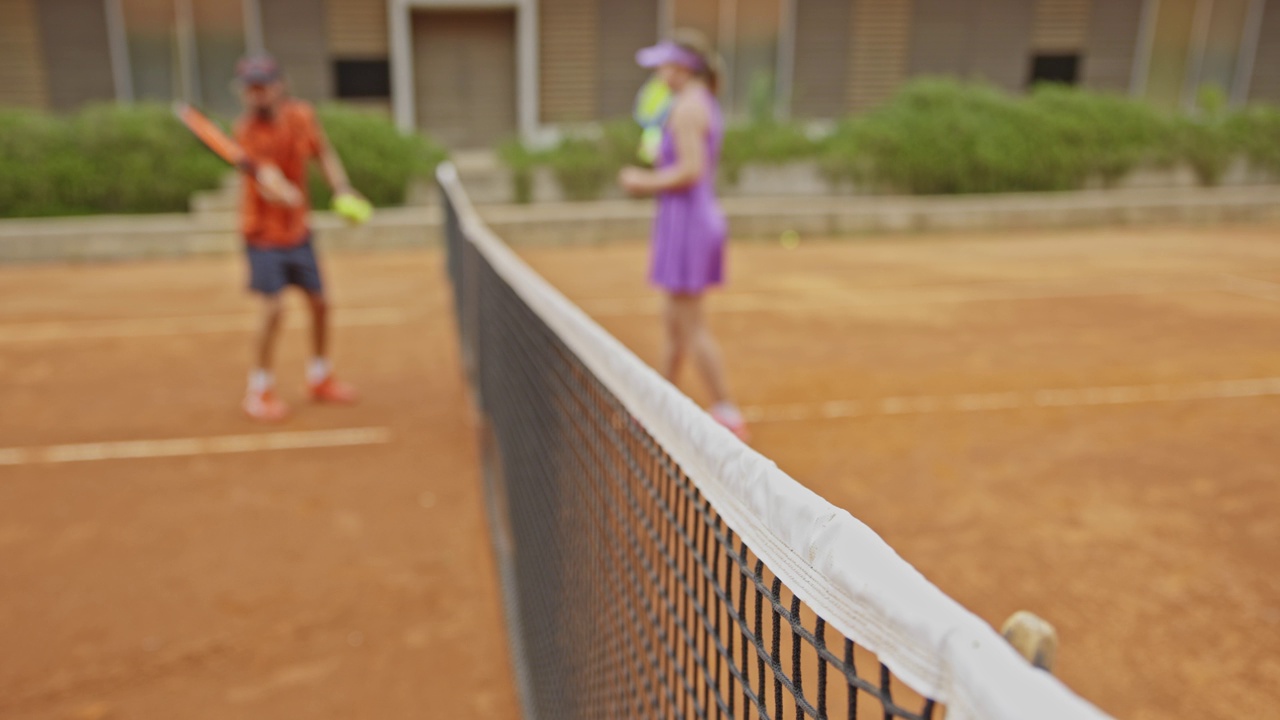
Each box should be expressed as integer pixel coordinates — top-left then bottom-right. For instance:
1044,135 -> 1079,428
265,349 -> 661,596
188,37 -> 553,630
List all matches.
649,90 -> 727,294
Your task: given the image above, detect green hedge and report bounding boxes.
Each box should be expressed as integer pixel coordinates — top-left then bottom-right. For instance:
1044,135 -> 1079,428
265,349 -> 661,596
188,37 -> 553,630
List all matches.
498,138 -> 539,204
0,104 -> 227,217
308,104 -> 446,208
548,121 -> 642,201
504,118 -> 819,201
824,80 -> 1280,193
0,103 -> 444,218
1227,104 -> 1280,176
821,80 -> 1177,193
497,120 -> 641,202
501,80 -> 1280,200
721,121 -> 819,185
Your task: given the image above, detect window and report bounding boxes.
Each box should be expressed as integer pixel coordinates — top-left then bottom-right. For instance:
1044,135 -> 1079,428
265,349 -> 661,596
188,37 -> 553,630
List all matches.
1029,53 -> 1081,86
192,0 -> 247,116
121,0 -> 178,103
670,0 -> 784,120
333,59 -> 392,99
729,0 -> 783,121
117,0 -> 248,115
1137,0 -> 1259,109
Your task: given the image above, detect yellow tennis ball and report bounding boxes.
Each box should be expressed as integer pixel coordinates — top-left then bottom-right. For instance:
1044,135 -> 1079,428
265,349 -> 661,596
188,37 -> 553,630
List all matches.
333,194 -> 372,225
780,230 -> 800,249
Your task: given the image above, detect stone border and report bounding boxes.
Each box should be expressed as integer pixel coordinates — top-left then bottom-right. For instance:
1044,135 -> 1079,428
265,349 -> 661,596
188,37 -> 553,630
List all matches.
1,187 -> 1278,263
0,208 -> 439,263
480,186 -> 1280,245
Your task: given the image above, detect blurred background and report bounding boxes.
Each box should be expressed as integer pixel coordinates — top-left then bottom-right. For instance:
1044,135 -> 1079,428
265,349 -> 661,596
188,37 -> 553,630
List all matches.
2,2 -> 1280,720
2,0 -> 1276,139
3,0 -> 1280,217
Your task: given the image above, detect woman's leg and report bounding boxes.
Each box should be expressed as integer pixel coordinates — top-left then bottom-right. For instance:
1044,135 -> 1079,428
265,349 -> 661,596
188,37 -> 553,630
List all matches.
661,293 -> 692,383
666,293 -> 732,405
666,292 -> 748,438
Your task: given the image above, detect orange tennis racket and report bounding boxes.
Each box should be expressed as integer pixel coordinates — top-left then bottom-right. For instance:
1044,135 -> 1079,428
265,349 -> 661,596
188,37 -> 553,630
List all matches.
174,103 -> 301,207
174,103 -> 246,166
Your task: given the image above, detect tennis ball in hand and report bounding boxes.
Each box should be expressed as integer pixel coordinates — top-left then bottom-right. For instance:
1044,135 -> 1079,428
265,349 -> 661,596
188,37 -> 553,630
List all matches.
333,194 -> 373,225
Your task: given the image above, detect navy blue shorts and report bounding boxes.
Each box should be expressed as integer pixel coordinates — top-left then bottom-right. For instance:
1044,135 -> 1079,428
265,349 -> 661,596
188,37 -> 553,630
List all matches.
246,238 -> 324,296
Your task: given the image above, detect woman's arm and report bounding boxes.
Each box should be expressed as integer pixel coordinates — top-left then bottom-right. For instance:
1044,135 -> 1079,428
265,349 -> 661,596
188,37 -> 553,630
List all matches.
620,92 -> 710,196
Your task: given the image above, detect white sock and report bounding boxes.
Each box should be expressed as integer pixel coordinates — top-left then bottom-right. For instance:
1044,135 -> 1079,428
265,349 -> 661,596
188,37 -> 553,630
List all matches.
248,369 -> 274,394
307,357 -> 331,385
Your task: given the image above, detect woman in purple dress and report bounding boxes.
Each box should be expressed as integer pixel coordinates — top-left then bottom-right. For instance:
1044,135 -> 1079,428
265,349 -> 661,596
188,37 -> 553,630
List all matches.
619,29 -> 748,441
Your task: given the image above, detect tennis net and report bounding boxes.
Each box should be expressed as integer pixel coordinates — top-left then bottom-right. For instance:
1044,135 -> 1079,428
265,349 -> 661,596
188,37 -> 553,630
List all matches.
438,163 -> 1109,720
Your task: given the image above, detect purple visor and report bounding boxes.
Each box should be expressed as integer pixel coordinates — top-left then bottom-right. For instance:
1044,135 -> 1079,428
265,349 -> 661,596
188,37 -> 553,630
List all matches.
636,41 -> 705,71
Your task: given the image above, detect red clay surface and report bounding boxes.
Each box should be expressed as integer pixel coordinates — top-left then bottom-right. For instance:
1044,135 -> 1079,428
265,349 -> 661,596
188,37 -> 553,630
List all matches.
3,224 -> 1279,720
0,253 -> 517,719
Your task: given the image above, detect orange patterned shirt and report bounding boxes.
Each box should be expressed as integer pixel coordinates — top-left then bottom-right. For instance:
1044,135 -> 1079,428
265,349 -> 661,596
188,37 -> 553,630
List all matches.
235,100 -> 322,248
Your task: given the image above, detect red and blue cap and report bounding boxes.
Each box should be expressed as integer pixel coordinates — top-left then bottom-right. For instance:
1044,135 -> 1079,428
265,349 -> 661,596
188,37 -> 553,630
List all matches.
235,55 -> 281,85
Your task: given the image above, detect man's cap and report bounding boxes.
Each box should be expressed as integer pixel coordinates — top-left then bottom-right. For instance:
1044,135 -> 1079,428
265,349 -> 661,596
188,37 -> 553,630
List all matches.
236,55 -> 281,85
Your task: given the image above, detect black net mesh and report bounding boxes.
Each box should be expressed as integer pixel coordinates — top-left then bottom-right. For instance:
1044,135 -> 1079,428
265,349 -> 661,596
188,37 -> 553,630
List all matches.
444,181 -> 943,720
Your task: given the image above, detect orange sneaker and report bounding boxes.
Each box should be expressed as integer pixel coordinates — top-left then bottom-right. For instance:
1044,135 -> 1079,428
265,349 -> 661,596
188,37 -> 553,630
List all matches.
309,376 -> 358,404
244,388 -> 289,422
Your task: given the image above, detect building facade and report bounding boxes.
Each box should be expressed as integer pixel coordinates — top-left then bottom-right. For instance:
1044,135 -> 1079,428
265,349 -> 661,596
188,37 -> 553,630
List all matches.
1,0 -> 1277,147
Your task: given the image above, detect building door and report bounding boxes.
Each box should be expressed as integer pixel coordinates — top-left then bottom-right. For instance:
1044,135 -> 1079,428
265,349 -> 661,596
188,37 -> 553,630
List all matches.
412,9 -> 517,148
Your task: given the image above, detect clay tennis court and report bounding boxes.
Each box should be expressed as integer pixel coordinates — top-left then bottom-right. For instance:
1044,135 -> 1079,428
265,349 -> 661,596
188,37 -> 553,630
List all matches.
2,223 -> 1278,719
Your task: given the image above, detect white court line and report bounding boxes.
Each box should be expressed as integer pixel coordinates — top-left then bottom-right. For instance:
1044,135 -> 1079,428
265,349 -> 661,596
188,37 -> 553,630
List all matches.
743,377 -> 1280,423
4,274 -> 1275,343
0,427 -> 392,467
584,279 -> 1227,318
0,307 -> 412,343
1219,274 -> 1280,304
4,273 -> 1278,346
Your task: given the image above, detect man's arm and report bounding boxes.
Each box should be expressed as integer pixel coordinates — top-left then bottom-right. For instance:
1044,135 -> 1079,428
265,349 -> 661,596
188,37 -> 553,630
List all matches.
298,103 -> 357,197
316,131 -> 355,197
306,111 -> 370,222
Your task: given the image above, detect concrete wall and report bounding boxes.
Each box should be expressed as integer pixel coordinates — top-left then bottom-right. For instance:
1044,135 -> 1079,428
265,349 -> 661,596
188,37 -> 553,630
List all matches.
262,0 -> 332,102
0,0 -> 50,109
791,0 -> 852,118
1248,0 -> 1280,103
1080,0 -> 1144,93
10,187 -> 1280,263
34,0 -> 116,110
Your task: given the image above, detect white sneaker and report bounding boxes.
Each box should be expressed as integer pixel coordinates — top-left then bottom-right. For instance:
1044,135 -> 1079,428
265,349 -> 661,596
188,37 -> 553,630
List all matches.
711,403 -> 750,442
243,387 -> 289,422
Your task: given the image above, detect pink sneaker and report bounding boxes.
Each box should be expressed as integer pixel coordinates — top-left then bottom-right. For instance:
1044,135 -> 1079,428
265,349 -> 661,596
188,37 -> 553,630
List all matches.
711,403 -> 750,442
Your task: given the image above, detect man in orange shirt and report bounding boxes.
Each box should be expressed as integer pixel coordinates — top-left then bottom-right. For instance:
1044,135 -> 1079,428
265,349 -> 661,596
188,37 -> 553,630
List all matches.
233,55 -> 360,421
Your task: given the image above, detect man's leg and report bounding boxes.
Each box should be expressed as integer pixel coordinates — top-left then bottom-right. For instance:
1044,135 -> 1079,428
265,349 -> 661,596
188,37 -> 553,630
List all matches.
291,241 -> 356,403
254,292 -> 285,373
244,245 -> 290,420
305,290 -> 329,366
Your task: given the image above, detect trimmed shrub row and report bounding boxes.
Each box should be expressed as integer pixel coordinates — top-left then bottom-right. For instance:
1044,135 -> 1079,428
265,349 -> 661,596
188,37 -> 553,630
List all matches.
504,79 -> 1280,201
499,121 -> 643,202
0,103 -> 445,218
306,104 -> 446,209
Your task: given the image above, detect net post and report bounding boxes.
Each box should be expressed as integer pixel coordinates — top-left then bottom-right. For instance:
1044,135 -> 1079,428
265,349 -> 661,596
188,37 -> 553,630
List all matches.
1001,610 -> 1059,672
